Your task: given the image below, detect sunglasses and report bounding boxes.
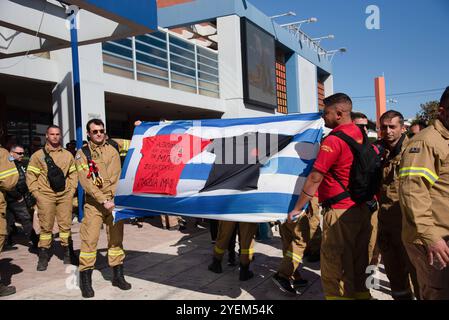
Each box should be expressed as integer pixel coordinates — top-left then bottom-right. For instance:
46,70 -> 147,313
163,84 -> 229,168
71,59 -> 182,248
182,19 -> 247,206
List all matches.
91,129 -> 105,135
13,151 -> 24,155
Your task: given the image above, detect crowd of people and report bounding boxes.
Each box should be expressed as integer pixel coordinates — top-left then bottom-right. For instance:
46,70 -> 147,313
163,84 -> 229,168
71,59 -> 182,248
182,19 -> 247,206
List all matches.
0,87 -> 448,300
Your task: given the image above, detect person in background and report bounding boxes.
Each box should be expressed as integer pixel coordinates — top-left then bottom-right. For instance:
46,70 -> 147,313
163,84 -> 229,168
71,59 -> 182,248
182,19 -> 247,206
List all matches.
408,120 -> 427,138
352,112 -> 381,266
65,140 -> 77,157
30,137 -> 42,155
5,145 -> 38,249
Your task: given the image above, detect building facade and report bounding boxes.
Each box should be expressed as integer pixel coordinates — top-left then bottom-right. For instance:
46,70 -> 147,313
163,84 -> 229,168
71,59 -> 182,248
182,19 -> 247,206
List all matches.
0,0 -> 334,154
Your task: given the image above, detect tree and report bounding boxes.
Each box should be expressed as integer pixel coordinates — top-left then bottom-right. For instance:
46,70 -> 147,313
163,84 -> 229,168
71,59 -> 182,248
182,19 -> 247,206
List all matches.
415,101 -> 439,124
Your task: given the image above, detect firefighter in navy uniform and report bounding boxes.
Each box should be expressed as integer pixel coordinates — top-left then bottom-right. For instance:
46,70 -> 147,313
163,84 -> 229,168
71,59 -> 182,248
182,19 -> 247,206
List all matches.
76,119 -> 131,298
26,125 -> 78,271
0,146 -> 19,296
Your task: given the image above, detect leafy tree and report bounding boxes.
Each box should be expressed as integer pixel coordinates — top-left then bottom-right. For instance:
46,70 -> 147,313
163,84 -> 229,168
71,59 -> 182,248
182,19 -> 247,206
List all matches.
415,101 -> 439,124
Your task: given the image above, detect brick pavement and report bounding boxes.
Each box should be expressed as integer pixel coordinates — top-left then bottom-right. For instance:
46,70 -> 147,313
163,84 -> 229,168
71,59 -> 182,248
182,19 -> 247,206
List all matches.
0,218 -> 392,300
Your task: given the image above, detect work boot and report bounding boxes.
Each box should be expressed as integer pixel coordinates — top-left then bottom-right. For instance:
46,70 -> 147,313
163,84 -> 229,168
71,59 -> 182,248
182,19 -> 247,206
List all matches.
63,241 -> 78,265
292,270 -> 309,289
0,284 -> 16,297
79,269 -> 95,298
208,257 -> 222,274
29,230 -> 39,250
272,273 -> 297,296
36,248 -> 49,271
112,265 -> 132,290
228,251 -> 237,266
239,264 -> 254,281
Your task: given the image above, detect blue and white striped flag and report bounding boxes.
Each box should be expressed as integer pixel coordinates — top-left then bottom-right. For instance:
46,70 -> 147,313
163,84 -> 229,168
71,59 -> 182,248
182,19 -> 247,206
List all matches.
113,113 -> 323,223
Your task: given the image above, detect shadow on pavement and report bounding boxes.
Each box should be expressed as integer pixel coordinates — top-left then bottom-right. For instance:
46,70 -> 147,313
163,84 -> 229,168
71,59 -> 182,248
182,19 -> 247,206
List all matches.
0,258 -> 23,286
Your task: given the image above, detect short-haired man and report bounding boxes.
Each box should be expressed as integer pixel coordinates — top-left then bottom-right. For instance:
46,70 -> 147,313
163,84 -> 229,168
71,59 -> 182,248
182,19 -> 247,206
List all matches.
26,125 -> 78,271
377,110 -> 419,300
288,93 -> 373,300
351,112 -> 369,134
399,87 -> 449,300
6,145 -> 36,248
76,119 -> 131,298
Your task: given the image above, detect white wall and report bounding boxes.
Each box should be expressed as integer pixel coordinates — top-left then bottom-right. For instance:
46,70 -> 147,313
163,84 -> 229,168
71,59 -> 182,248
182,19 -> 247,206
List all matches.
217,15 -> 275,119
298,56 -> 318,113
324,74 -> 334,98
50,43 -> 106,143
78,43 -> 106,131
0,55 -> 58,82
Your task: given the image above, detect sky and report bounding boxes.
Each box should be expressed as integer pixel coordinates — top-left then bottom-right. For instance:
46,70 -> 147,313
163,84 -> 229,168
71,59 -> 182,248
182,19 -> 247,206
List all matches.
249,0 -> 449,120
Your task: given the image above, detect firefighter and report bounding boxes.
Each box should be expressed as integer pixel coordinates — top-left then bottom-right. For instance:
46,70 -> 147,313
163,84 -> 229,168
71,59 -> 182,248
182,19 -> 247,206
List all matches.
303,194 -> 321,262
76,118 -> 131,298
399,87 -> 449,300
0,146 -> 19,296
26,125 -> 78,271
272,211 -> 309,295
208,220 -> 258,281
378,110 -> 419,300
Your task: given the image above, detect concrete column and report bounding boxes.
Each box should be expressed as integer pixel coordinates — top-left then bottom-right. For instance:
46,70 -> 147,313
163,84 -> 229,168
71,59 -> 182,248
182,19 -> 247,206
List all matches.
217,15 -> 244,118
51,43 -> 105,143
286,53 -> 300,114
51,48 -> 75,145
323,74 -> 334,98
217,15 -> 274,118
78,43 -> 106,131
298,56 -> 318,113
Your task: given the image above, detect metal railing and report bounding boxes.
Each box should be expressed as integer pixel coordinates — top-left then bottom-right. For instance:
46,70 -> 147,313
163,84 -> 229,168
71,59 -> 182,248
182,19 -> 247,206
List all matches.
102,28 -> 220,98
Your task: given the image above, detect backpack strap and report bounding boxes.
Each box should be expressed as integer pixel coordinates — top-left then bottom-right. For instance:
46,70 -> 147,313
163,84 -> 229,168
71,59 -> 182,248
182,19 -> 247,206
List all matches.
107,139 -> 120,154
42,147 -> 52,165
42,147 -> 67,177
321,170 -> 351,208
329,131 -> 363,151
81,145 -> 92,162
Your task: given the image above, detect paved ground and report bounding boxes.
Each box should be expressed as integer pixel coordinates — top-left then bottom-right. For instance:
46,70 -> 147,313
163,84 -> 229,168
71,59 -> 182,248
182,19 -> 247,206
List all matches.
0,217 -> 392,300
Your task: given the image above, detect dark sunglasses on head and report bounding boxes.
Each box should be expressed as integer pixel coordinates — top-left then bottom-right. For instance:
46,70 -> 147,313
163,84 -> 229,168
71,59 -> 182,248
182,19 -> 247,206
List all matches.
91,129 -> 105,134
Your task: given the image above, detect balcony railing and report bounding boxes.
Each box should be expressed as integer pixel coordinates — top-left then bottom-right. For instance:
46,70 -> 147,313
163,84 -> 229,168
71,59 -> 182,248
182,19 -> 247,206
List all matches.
102,29 -> 220,98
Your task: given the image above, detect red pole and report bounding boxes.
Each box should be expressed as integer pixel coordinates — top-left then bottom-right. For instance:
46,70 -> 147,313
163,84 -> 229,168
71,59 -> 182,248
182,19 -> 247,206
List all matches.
375,76 -> 386,135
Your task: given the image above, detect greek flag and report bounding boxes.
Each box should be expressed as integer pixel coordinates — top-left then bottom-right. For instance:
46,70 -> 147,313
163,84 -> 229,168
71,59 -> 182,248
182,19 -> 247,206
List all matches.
113,113 -> 323,223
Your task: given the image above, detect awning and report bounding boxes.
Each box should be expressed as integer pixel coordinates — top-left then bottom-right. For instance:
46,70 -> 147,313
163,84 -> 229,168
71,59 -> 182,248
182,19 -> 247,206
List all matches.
0,0 -> 158,58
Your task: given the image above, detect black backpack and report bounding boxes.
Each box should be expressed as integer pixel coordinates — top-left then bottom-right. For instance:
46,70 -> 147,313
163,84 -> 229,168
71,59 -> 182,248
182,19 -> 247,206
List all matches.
322,128 -> 382,207
42,149 -> 66,192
